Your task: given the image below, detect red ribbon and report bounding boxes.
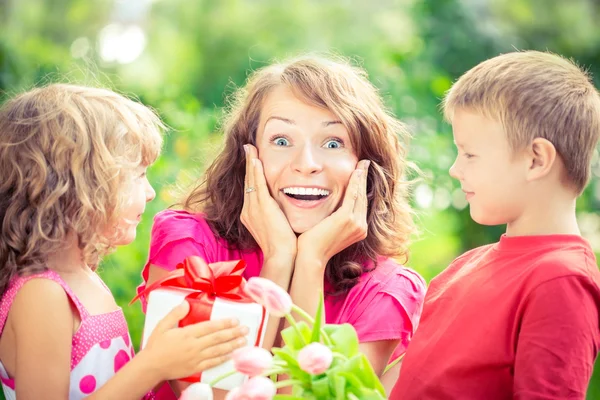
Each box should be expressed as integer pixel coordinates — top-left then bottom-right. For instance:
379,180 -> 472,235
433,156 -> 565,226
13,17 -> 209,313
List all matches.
131,256 -> 267,383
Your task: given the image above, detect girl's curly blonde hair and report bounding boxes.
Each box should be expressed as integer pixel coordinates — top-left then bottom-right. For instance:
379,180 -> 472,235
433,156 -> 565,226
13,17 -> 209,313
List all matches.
0,84 -> 164,295
184,55 -> 416,294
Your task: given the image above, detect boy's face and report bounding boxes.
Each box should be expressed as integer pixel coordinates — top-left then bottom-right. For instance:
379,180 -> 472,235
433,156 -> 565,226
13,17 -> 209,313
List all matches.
449,108 -> 529,226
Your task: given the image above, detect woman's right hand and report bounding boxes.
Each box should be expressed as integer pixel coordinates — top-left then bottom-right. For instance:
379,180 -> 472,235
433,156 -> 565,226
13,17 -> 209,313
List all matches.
240,144 -> 297,266
142,301 -> 249,381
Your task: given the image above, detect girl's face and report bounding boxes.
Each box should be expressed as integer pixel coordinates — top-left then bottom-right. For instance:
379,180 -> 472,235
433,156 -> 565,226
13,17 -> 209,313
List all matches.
110,166 -> 156,245
255,86 -> 359,233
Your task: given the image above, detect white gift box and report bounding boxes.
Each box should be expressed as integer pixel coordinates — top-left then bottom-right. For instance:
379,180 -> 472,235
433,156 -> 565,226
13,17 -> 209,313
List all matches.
141,287 -> 268,391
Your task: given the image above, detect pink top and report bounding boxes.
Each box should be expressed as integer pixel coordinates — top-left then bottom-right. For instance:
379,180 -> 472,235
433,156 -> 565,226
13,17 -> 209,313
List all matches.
137,210 -> 426,356
0,270 -> 154,400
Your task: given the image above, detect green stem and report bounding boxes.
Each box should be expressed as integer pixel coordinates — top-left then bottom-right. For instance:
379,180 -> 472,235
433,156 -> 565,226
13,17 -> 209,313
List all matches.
285,313 -> 307,346
290,305 -> 333,346
262,368 -> 287,376
208,369 -> 237,386
332,352 -> 348,362
273,379 -> 304,389
292,305 -> 315,324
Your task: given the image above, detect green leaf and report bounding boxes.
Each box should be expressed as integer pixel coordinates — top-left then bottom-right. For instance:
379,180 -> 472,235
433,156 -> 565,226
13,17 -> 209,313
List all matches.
356,354 -> 385,395
323,323 -> 359,357
271,348 -> 312,384
311,375 -> 331,399
332,374 -> 346,400
383,352 -> 404,374
355,388 -> 387,400
281,321 -> 312,350
310,293 -> 324,343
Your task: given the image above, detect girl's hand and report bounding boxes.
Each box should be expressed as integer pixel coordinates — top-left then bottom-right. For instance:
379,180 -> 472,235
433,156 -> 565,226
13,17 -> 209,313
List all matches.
143,301 -> 249,381
297,160 -> 370,269
240,144 -> 297,267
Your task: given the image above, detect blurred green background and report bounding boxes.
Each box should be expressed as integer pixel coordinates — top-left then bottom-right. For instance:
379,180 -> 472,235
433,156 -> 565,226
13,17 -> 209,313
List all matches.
1,0 -> 599,397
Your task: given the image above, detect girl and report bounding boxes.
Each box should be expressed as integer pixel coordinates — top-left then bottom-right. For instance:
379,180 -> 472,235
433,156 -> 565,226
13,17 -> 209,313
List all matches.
140,56 -> 427,397
0,84 -> 248,400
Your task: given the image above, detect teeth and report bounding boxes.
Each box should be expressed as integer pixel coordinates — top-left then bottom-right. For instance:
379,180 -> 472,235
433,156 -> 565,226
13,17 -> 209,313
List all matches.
283,187 -> 330,196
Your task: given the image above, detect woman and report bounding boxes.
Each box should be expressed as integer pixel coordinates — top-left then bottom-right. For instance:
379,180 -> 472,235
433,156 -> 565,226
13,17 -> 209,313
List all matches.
139,55 -> 426,398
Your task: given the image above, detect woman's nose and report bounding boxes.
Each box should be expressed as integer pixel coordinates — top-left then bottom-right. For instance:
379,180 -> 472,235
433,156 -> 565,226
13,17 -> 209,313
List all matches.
291,145 -> 323,175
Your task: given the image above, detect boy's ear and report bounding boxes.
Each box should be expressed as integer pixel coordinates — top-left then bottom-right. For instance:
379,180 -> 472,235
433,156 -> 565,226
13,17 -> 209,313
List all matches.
526,137 -> 556,181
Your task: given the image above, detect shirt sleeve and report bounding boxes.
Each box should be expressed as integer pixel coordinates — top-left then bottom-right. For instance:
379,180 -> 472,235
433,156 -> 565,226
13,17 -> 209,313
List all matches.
352,269 -> 427,359
514,275 -> 600,399
136,210 -> 216,311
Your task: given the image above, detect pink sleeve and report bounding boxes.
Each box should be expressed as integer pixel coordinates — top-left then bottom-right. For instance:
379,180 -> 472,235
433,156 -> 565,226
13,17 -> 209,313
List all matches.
514,275 -> 600,398
136,210 -> 217,310
352,268 -> 426,359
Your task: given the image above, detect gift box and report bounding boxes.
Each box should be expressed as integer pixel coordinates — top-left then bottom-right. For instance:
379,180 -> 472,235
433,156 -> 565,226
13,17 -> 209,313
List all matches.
133,257 -> 268,391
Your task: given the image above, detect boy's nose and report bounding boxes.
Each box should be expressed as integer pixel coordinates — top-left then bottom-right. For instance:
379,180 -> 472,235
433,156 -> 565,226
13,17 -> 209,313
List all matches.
449,161 -> 460,180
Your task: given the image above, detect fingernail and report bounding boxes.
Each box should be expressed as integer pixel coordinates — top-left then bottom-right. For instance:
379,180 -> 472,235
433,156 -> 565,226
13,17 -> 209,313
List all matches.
357,169 -> 364,177
364,160 -> 371,169
240,326 -> 249,334
237,337 -> 247,345
252,159 -> 257,166
243,144 -> 248,153
230,319 -> 240,326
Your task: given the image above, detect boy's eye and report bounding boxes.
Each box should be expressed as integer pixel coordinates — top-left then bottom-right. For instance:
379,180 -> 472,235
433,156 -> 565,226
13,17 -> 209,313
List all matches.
464,153 -> 475,159
324,139 -> 343,149
273,137 -> 290,146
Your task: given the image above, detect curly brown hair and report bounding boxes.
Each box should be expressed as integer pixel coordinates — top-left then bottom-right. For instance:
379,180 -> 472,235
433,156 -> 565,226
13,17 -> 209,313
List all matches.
0,84 -> 164,296
184,55 -> 415,294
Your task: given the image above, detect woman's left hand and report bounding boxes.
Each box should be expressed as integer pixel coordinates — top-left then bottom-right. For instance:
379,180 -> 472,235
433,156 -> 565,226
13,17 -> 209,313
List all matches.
296,159 -> 371,269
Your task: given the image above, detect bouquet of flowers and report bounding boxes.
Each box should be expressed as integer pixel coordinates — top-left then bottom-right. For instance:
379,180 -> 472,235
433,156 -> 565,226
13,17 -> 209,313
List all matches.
181,277 -> 386,400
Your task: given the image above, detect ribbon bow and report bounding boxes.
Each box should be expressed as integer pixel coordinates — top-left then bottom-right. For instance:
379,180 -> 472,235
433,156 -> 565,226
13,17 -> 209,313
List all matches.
132,256 -> 252,327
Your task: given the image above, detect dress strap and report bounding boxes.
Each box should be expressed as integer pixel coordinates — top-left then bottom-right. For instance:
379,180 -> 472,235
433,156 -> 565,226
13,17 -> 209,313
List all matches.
0,269 -> 89,336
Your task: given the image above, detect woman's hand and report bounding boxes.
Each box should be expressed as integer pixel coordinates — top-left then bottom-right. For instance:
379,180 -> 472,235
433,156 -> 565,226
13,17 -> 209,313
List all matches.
142,301 -> 249,381
296,159 -> 370,269
240,144 -> 297,267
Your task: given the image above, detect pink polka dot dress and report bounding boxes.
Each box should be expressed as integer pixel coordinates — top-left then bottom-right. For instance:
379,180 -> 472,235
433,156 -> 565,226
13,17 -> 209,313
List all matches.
0,270 -> 155,399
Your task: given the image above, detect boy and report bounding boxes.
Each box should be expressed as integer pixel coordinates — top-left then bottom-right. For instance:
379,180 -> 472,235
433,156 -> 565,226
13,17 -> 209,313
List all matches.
390,51 -> 600,399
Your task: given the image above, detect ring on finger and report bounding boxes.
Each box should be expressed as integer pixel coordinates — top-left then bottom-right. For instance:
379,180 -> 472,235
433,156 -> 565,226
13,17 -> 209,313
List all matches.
245,186 -> 256,194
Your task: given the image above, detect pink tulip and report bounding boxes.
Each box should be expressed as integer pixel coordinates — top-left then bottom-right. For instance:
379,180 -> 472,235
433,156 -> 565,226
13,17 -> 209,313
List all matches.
232,346 -> 273,377
239,376 -> 277,400
297,342 -> 333,375
245,277 -> 293,317
179,383 -> 213,400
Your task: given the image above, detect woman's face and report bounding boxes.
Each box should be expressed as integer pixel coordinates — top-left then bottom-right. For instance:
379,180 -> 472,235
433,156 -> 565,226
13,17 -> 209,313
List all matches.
255,86 -> 359,233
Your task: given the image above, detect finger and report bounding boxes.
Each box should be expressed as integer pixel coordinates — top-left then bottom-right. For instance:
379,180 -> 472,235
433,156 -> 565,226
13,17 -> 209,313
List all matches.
195,323 -> 248,344
354,160 -> 370,215
340,163 -> 365,214
199,334 -> 247,359
153,301 -> 190,334
182,318 -> 241,338
245,144 -> 258,193
252,157 -> 270,198
196,352 -> 236,373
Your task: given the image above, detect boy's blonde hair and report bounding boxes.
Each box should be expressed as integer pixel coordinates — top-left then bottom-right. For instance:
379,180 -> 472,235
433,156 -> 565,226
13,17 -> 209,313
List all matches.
443,50 -> 600,194
0,84 -> 164,294
185,55 -> 415,294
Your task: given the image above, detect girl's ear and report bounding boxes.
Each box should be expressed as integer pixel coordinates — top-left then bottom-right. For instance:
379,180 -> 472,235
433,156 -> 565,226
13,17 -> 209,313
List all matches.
525,137 -> 556,182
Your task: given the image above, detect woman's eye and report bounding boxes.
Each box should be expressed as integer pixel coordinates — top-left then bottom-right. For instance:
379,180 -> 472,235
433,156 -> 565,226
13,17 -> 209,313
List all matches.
273,137 -> 290,146
464,153 -> 474,159
324,139 -> 343,149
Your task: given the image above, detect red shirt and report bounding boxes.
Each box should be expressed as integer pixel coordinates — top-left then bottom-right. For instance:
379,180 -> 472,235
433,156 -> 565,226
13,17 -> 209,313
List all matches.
390,234 -> 600,400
